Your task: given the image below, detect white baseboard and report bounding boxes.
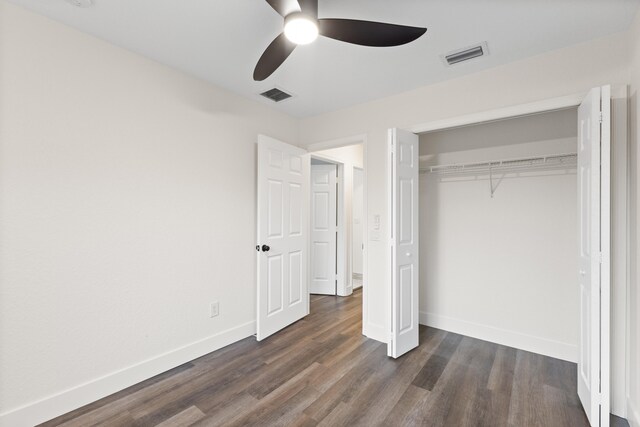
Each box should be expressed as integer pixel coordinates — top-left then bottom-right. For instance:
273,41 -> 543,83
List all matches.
0,321 -> 256,427
419,311 -> 577,363
629,398 -> 640,427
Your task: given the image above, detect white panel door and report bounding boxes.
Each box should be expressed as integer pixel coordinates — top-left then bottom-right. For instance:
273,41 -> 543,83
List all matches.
256,135 -> 309,341
577,86 -> 611,427
310,164 -> 337,295
388,128 -> 419,358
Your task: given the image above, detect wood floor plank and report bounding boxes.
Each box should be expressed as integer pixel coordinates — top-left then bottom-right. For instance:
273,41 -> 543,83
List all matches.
245,335 -> 347,400
303,364 -> 380,421
543,355 -> 578,394
238,361 -> 326,421
41,289 -> 596,427
382,384 -> 430,426
226,386 -> 320,427
127,350 -> 267,423
189,393 -> 259,427
153,406 -> 205,427
482,345 -> 518,426
508,350 -> 553,427
412,332 -> 462,390
488,345 -> 517,395
316,401 -> 352,426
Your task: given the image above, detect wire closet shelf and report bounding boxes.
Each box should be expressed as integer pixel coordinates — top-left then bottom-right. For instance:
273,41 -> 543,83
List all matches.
420,153 -> 577,175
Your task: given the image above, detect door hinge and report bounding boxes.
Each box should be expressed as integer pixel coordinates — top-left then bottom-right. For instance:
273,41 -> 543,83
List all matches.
598,252 -> 608,264
598,112 -> 603,124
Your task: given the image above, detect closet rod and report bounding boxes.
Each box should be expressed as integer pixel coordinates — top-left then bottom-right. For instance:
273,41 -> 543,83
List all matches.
420,153 -> 577,175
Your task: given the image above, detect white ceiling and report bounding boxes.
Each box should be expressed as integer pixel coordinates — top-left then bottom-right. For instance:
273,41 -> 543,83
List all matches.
7,0 -> 640,117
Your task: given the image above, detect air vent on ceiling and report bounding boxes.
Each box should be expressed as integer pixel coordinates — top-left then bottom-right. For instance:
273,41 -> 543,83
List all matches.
443,42 -> 488,66
260,88 -> 293,103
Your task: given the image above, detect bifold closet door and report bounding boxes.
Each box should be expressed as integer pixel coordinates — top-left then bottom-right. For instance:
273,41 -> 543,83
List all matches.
577,86 -> 611,427
388,128 -> 419,359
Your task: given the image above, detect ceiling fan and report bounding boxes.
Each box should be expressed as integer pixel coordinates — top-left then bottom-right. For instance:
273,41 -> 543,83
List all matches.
254,0 -> 427,81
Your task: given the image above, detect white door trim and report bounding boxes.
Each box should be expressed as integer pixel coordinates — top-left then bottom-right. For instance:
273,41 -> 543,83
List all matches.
306,134 -> 368,152
408,92 -> 587,134
351,166 -> 365,292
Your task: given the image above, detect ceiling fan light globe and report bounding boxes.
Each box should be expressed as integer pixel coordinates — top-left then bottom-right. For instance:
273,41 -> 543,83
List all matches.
284,13 -> 318,45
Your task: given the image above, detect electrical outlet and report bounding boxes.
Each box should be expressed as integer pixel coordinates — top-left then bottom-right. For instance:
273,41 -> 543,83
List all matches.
209,301 -> 219,318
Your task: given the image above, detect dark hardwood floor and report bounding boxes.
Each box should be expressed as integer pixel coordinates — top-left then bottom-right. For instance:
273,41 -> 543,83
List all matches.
41,290 -> 628,427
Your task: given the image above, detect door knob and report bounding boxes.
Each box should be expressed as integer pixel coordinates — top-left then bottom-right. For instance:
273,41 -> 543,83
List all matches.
262,245 -> 270,252
579,270 -> 586,276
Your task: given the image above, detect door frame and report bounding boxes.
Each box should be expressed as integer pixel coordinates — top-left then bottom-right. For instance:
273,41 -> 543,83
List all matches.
307,135 -> 369,335
309,155 -> 344,296
351,166 -> 365,291
407,87 -> 629,419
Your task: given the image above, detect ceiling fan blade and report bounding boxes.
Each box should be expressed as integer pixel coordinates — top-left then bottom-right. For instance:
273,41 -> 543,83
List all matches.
253,33 -> 297,81
318,19 -> 427,47
298,0 -> 317,18
265,0 -> 300,17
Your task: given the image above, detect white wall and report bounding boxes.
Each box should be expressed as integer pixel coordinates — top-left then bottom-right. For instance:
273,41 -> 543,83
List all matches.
0,2 -> 298,425
311,144 -> 364,295
299,29 -> 630,343
419,109 -> 579,362
313,144 -> 364,169
628,9 -> 640,427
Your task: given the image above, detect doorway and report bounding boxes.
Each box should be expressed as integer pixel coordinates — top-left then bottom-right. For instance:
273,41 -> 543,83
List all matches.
309,143 -> 365,300
256,134 -> 369,344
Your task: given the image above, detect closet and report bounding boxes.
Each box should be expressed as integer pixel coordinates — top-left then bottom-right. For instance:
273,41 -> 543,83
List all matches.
418,108 -> 579,362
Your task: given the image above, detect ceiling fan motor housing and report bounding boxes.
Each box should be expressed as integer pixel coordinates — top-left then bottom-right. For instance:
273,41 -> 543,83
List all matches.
284,12 -> 319,45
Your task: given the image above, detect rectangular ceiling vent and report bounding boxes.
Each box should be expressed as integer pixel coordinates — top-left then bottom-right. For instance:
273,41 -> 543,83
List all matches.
443,42 -> 488,66
260,87 -> 293,103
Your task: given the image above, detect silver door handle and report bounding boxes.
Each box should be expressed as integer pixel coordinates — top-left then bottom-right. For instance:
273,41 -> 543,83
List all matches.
579,270 -> 586,276
406,252 -> 412,257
